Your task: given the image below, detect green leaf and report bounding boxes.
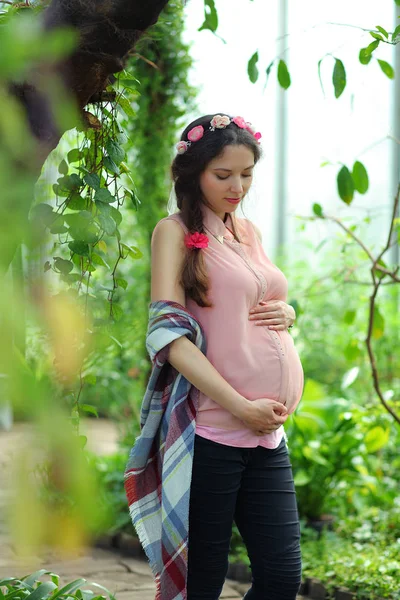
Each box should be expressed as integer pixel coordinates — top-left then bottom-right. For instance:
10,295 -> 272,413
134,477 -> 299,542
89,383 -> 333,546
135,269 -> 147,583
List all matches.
105,140 -> 125,165
67,193 -> 87,211
50,580 -> 87,600
121,243 -> 143,260
116,278 -> 128,290
369,31 -> 384,41
198,0 -> 218,33
109,206 -> 122,226
303,446 -> 329,466
126,189 -> 140,210
364,40 -> 380,55
91,253 -> 109,268
23,571 -> 50,588
372,305 -> 385,339
98,214 -> 117,236
25,581 -> 57,600
376,25 -> 388,39
95,188 -> 114,203
49,216 -> 67,234
344,339 -> 362,361
277,59 -> 291,89
103,156 -> 120,175
294,470 -> 311,486
67,148 -> 81,163
312,203 -> 323,217
265,60 -> 274,85
68,241 -> 90,256
344,309 -> 356,324
332,58 -> 346,98
58,173 -> 82,191
337,166 -> 354,204
247,51 -> 259,84
84,374 -> 97,386
365,426 -> 389,453
112,304 -> 124,321
54,258 -> 74,275
84,173 -> 100,190
58,159 -> 68,175
117,72 -> 140,90
373,258 -> 388,280
359,48 -> 372,65
118,95 -> 135,118
80,404 -> 99,418
377,59 -> 395,79
352,161 -> 369,194
392,24 -> 400,41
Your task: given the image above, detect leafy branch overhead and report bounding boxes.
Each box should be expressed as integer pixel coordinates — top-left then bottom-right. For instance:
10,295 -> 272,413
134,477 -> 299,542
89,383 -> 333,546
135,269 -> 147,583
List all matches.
199,1 -> 397,93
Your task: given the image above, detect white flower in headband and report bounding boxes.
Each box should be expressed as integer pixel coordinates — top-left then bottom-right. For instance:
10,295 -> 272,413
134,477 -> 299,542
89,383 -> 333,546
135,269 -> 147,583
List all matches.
210,115 -> 231,130
176,140 -> 190,154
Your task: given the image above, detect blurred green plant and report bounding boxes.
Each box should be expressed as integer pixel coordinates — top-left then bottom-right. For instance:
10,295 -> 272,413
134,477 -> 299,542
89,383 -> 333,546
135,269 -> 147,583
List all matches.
0,570 -> 116,600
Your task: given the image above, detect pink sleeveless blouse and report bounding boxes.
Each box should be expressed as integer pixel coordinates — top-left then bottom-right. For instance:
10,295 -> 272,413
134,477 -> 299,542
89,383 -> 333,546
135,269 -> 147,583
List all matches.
157,204 -> 304,449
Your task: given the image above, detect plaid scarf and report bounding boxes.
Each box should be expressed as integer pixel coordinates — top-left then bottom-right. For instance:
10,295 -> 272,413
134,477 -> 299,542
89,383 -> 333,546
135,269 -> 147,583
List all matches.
124,300 -> 206,600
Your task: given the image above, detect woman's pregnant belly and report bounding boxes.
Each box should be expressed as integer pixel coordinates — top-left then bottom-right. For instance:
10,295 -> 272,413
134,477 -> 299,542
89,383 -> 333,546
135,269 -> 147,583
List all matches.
196,321 -> 304,429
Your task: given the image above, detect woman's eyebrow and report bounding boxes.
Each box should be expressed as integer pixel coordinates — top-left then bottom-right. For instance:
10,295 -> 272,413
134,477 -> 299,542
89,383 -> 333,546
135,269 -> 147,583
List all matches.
213,165 -> 255,172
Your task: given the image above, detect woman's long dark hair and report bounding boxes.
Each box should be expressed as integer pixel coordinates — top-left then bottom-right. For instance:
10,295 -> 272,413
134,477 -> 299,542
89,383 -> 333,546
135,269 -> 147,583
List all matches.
171,113 -> 262,307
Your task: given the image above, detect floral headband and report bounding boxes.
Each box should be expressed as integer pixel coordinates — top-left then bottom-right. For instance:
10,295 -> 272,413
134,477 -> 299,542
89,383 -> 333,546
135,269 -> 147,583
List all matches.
176,115 -> 262,154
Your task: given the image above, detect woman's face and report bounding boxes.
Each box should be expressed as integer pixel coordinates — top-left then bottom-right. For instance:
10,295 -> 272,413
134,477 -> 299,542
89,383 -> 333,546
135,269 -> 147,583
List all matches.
199,144 -> 255,220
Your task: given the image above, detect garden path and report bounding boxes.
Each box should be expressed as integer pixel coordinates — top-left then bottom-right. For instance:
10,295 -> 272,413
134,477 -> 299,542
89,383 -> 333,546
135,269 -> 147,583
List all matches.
0,420 -> 307,600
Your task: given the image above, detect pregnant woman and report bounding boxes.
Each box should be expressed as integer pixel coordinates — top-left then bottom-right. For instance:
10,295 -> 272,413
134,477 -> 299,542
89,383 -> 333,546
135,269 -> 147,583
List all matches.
125,113 -> 304,600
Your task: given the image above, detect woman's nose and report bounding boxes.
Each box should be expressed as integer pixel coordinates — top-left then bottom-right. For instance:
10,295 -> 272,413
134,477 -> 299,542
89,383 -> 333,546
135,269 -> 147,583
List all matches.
230,178 -> 243,193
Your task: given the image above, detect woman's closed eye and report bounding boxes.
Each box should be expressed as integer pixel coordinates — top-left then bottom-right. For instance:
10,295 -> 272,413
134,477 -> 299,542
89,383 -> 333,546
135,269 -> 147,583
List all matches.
216,174 -> 252,180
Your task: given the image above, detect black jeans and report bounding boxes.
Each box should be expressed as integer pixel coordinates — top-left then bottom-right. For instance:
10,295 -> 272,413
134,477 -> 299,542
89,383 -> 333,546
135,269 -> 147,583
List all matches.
187,435 -> 301,600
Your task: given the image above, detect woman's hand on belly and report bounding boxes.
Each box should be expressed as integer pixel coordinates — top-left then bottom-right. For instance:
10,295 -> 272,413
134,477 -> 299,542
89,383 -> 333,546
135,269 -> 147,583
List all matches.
239,397 -> 288,435
249,300 -> 295,330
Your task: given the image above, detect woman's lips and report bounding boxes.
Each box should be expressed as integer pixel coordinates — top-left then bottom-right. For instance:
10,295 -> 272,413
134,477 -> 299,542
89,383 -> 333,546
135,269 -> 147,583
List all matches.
225,198 -> 241,204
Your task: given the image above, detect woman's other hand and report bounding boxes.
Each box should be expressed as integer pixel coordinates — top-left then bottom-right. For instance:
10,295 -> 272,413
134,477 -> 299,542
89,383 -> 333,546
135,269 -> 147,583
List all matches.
249,300 -> 295,331
238,398 -> 288,435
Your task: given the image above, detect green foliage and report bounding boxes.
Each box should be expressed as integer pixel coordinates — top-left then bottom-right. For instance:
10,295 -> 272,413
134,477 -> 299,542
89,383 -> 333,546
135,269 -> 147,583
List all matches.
277,59 -> 291,89
0,570 -> 116,600
198,0 -> 218,33
247,51 -> 259,84
332,58 -> 346,98
337,165 -> 354,204
301,528 -> 400,599
87,451 -> 133,535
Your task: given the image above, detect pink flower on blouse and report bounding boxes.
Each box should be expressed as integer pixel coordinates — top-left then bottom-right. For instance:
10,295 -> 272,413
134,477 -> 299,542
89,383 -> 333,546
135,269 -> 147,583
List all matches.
187,125 -> 204,142
184,232 -> 209,250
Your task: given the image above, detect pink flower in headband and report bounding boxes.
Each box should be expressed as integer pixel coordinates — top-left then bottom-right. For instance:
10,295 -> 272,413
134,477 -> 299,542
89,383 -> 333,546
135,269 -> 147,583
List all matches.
187,125 -> 204,142
210,115 -> 231,129
232,116 -> 247,129
245,121 -> 256,134
184,232 -> 209,250
176,141 -> 190,154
